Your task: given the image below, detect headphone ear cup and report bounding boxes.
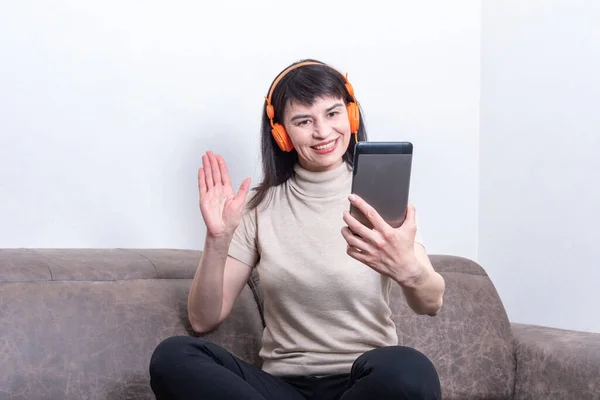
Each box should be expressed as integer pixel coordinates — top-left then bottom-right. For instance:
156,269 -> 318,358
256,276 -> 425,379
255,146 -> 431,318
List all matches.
347,102 -> 360,134
271,123 -> 294,152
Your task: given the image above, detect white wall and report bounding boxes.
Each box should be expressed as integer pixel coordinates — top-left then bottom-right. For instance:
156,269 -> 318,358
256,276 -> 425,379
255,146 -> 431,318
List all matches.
0,1 -> 481,259
480,0 -> 600,333
2,0 -> 597,334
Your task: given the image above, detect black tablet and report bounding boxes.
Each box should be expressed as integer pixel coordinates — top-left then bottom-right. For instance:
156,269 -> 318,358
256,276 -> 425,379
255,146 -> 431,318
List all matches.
350,141 -> 413,229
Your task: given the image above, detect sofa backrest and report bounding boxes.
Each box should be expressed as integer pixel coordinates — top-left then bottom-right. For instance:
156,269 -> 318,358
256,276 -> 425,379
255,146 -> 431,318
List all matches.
0,249 -> 263,400
0,249 -> 515,400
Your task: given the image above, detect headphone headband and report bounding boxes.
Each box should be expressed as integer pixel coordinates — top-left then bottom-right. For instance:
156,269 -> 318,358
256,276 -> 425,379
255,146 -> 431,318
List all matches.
266,61 -> 325,103
265,61 -> 357,113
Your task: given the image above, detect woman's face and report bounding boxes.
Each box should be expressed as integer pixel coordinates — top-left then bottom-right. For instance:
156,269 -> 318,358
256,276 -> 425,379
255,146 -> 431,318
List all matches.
282,96 -> 351,172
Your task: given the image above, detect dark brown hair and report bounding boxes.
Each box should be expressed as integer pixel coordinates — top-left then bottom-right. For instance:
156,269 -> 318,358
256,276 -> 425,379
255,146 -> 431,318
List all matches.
248,59 -> 368,210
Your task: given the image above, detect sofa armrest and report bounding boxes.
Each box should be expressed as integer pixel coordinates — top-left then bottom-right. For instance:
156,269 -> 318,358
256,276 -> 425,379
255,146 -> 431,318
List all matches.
512,323 -> 600,400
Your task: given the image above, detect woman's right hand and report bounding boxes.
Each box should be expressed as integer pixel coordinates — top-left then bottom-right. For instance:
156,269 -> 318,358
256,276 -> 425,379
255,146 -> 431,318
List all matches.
198,151 -> 251,240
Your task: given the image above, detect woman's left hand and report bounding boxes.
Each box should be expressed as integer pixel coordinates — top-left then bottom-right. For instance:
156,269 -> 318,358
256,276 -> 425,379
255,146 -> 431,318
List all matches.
341,194 -> 425,286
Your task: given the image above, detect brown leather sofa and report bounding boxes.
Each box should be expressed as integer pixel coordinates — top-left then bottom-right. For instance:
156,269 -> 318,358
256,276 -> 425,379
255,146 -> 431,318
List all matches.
1,248 -> 599,399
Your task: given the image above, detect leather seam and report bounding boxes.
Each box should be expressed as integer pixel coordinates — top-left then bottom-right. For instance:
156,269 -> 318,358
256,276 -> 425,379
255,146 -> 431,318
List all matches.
125,249 -> 159,278
25,249 -> 54,281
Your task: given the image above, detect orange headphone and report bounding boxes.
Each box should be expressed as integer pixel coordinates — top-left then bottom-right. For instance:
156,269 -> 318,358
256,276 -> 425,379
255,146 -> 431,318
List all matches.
264,61 -> 361,152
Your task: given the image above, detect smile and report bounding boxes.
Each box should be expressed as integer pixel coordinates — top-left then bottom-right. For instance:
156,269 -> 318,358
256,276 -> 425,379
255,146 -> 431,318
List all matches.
311,139 -> 338,152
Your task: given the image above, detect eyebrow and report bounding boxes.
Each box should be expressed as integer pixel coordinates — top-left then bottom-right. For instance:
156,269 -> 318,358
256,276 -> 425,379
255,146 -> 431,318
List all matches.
290,113 -> 311,122
326,103 -> 344,113
290,103 -> 344,122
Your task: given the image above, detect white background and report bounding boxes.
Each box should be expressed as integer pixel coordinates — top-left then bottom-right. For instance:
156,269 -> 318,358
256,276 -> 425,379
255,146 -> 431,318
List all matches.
1,1 -> 598,333
479,0 -> 600,333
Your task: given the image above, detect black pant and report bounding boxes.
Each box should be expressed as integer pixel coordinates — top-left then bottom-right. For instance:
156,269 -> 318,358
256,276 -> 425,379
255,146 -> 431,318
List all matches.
149,336 -> 441,400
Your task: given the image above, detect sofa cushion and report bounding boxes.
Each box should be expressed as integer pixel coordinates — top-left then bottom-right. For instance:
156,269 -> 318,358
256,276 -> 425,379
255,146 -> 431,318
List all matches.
389,255 -> 515,400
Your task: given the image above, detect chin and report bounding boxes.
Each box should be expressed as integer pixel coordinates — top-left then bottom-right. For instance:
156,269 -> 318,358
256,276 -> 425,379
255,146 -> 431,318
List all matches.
315,154 -> 346,171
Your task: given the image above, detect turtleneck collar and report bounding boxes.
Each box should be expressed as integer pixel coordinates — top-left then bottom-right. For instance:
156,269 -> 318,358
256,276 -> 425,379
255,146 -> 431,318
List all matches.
288,161 -> 352,198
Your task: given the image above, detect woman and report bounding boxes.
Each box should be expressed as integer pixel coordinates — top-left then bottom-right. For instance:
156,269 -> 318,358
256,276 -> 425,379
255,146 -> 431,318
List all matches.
150,59 -> 445,400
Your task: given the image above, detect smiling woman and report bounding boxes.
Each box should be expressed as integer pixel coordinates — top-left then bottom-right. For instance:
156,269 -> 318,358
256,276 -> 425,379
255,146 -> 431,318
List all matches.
248,59 -> 367,209
149,59 -> 445,400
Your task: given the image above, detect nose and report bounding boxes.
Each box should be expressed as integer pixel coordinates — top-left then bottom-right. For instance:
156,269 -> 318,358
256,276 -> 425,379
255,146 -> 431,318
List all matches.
312,117 -> 331,139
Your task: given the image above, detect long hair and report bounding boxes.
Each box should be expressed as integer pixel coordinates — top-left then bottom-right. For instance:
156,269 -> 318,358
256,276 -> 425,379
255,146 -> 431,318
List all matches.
248,59 -> 368,210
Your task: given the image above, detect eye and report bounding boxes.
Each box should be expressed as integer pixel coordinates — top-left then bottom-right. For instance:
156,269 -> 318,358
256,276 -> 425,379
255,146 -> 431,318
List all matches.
328,111 -> 340,118
296,119 -> 311,126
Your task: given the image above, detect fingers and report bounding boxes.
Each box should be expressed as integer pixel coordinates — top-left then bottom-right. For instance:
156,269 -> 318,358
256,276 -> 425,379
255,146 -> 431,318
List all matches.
203,151 -> 234,188
343,210 -> 374,242
202,153 -> 213,188
346,244 -> 369,264
401,202 -> 417,234
200,151 -> 251,203
207,151 -> 222,187
405,202 -> 416,224
198,167 -> 207,196
218,155 -> 232,187
235,177 -> 252,202
341,226 -> 376,254
348,194 -> 388,231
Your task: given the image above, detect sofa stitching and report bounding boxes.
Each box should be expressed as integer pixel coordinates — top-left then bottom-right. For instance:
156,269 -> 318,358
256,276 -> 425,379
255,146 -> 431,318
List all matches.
124,249 -> 159,278
25,249 -> 54,281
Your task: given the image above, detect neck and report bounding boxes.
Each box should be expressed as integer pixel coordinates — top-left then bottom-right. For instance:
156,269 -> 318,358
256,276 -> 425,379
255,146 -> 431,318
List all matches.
289,161 -> 352,198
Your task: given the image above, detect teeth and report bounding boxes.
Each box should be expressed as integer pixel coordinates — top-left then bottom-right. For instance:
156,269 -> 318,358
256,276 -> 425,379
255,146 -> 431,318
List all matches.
314,140 -> 336,150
